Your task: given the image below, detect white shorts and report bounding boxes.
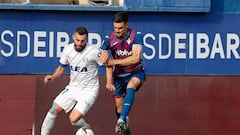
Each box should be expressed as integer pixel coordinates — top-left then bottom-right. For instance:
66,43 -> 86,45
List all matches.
54,85 -> 99,115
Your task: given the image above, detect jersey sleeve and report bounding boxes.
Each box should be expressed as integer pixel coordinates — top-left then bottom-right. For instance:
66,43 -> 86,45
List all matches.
133,32 -> 143,46
101,35 -> 110,50
92,48 -> 103,66
59,45 -> 69,66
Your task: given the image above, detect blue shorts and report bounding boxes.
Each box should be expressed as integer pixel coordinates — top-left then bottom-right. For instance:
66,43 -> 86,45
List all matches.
114,70 -> 146,98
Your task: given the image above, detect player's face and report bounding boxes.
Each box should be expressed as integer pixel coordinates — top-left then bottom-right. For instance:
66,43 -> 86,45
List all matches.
113,22 -> 128,39
73,33 -> 87,52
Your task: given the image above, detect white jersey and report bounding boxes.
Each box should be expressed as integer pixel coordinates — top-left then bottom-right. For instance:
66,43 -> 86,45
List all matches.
59,43 -> 103,88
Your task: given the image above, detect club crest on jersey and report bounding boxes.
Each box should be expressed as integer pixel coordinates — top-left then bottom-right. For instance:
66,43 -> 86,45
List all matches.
127,38 -> 131,45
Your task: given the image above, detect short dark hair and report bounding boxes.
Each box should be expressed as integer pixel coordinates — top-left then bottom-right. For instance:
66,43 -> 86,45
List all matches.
113,12 -> 128,23
75,26 -> 88,36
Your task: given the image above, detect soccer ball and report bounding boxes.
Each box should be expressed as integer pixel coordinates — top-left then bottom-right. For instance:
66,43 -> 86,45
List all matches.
75,127 -> 94,135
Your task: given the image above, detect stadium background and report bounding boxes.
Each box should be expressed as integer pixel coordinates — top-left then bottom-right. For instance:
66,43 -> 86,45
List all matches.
1,0 -> 240,134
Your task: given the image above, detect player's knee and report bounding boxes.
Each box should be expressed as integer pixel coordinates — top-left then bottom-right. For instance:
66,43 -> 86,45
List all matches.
69,117 -> 76,123
69,115 -> 80,123
128,78 -> 141,88
49,103 -> 63,116
69,110 -> 82,123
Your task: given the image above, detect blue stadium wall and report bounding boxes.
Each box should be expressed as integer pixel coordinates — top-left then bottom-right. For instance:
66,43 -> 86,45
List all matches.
1,0 -> 240,135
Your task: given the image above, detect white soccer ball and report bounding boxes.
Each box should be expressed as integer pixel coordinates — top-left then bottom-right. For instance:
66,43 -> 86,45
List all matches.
75,127 -> 94,135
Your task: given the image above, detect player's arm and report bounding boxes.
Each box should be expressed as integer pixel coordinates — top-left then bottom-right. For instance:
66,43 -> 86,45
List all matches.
101,35 -> 115,91
102,50 -> 115,91
105,66 -> 115,91
99,50 -> 109,65
44,65 -> 66,84
107,45 -> 142,66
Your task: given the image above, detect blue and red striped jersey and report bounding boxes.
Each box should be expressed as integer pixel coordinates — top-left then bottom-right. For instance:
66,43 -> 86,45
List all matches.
101,28 -> 144,76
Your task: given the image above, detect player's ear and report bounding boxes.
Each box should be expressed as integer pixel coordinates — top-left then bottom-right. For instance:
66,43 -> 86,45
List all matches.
72,33 -> 75,41
125,22 -> 129,27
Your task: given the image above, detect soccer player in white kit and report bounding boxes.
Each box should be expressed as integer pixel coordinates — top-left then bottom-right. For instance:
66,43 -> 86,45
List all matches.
41,26 -> 106,135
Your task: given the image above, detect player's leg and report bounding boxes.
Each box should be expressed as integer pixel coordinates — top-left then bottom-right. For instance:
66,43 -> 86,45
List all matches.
114,77 -> 126,117
113,77 -> 127,133
114,97 -> 123,127
41,87 -> 76,135
115,78 -> 139,133
115,97 -> 124,116
71,88 -> 98,129
70,109 -> 89,128
41,103 -> 64,135
119,77 -> 140,122
118,71 -> 146,133
115,97 -> 126,133
120,71 -> 146,122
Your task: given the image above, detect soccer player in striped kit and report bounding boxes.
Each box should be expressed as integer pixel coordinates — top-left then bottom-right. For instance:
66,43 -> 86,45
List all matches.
41,26 -> 105,135
101,12 -> 146,134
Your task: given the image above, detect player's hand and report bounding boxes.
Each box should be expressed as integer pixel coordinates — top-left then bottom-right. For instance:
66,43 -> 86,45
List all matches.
106,83 -> 115,91
44,75 -> 52,84
106,59 -> 115,66
100,50 -> 109,64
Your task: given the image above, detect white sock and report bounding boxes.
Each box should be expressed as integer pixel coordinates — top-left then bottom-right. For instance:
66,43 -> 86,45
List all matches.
41,112 -> 57,135
72,118 -> 88,128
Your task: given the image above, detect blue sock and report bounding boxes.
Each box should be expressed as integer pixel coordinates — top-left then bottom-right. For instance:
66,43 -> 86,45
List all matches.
120,88 -> 135,122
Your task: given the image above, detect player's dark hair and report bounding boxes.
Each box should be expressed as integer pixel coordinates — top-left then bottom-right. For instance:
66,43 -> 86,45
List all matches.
75,26 -> 88,36
113,12 -> 128,23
